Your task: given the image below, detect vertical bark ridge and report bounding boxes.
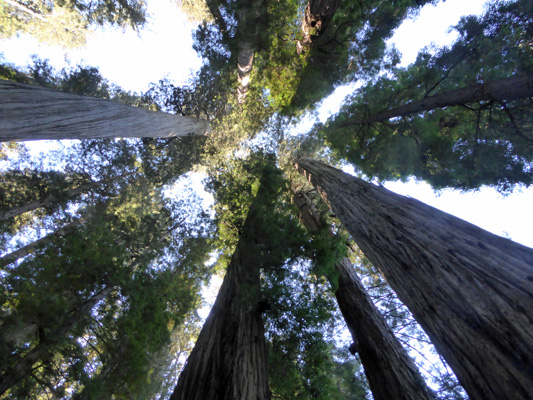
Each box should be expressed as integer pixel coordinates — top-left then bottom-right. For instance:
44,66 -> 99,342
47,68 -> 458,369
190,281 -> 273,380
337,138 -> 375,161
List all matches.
0,80 -> 210,141
296,158 -> 533,400
293,191 -> 434,400
170,183 -> 270,400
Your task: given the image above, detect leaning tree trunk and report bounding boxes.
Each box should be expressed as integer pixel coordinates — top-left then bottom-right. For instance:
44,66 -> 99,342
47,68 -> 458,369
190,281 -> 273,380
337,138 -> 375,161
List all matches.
296,158 -> 533,400
293,191 -> 434,400
169,182 -> 270,400
0,80 -> 210,141
344,72 -> 533,126
0,171 -> 136,221
0,218 -> 84,269
0,287 -> 111,396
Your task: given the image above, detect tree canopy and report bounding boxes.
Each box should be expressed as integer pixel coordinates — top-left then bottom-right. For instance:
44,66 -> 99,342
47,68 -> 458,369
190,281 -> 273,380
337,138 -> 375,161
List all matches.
1,0 -> 532,399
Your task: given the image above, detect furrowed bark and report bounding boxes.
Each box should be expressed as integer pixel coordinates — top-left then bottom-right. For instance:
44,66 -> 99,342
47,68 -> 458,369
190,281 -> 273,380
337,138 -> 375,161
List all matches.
293,191 -> 434,400
344,72 -> 533,126
297,0 -> 341,54
0,218 -> 83,269
170,183 -> 269,400
0,80 -> 210,141
296,158 -> 533,400
0,287 -> 111,396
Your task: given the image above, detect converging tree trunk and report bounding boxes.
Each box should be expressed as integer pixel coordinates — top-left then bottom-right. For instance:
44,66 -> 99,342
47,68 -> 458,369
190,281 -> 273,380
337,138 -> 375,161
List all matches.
0,80 -> 210,141
169,182 -> 270,400
0,172 -> 136,221
296,158 -> 533,400
343,72 -> 533,126
0,218 -> 84,269
293,190 -> 434,400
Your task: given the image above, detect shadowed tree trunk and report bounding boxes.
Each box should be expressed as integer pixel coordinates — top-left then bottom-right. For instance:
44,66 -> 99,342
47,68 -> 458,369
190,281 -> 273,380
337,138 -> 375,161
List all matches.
297,0 -> 341,54
342,72 -> 533,126
0,287 -> 112,396
0,172 -> 136,221
169,181 -> 270,400
0,218 -> 84,269
296,158 -> 533,400
0,80 -> 210,141
293,190 -> 435,400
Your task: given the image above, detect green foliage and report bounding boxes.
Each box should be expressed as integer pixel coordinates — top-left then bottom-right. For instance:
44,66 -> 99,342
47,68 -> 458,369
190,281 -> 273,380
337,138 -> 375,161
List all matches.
0,0 -> 147,47
0,176 -> 213,399
263,259 -> 367,399
323,0 -> 533,191
175,0 -> 213,24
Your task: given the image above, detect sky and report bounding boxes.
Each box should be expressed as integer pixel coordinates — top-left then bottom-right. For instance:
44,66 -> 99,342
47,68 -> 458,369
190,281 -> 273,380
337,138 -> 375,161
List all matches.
1,0 -> 532,248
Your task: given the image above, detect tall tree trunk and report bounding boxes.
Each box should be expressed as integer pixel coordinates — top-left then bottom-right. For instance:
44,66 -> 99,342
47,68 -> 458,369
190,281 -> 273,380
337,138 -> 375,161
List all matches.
343,72 -> 533,126
0,287 -> 111,396
0,80 -> 210,141
0,172 -> 136,221
295,158 -> 533,400
0,172 -> 137,221
0,218 -> 83,268
293,191 -> 434,400
233,0 -> 265,105
170,183 -> 270,400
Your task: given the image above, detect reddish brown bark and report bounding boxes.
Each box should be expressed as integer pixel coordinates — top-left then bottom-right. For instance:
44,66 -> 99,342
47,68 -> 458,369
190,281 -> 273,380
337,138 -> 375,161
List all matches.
169,183 -> 270,400
296,158 -> 533,400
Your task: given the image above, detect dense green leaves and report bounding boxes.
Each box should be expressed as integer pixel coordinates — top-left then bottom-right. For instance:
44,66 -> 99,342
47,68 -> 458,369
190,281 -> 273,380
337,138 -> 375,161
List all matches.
323,0 -> 533,191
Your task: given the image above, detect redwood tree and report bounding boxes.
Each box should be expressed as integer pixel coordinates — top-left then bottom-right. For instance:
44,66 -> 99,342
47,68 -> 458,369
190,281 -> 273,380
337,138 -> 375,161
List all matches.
0,80 -> 210,141
293,190 -> 434,400
296,158 -> 533,400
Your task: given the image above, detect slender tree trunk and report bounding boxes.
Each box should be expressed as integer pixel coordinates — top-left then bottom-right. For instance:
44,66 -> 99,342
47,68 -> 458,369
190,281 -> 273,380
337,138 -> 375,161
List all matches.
344,72 -> 533,126
170,183 -> 270,400
296,158 -> 533,400
0,172 -> 136,221
0,80 -> 210,141
0,218 -> 83,268
0,287 -> 111,395
233,0 -> 265,104
293,191 -> 434,400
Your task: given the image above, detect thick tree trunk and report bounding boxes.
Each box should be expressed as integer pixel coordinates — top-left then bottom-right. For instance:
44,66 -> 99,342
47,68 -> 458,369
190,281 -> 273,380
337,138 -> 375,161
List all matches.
0,288 -> 111,395
345,72 -> 533,126
0,218 -> 83,268
297,0 -> 341,54
170,185 -> 269,400
296,158 -> 533,400
0,172 -> 136,221
293,191 -> 434,400
0,80 -> 210,141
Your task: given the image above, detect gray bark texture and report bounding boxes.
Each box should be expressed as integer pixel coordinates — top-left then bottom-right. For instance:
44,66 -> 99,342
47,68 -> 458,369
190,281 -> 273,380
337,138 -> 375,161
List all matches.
293,191 -> 434,400
169,183 -> 269,400
296,158 -> 533,400
0,80 -> 210,141
0,288 -> 111,396
345,72 -> 533,126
